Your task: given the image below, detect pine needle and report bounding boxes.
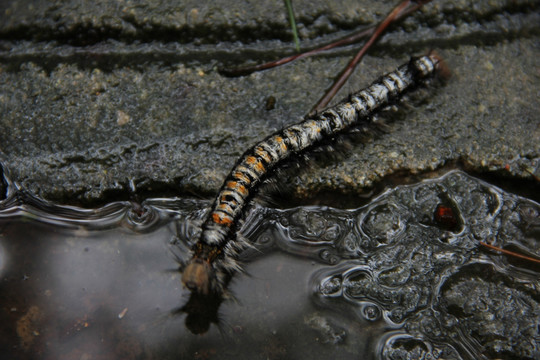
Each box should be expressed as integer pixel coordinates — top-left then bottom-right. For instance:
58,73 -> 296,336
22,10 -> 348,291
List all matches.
479,241 -> 540,264
284,0 -> 301,52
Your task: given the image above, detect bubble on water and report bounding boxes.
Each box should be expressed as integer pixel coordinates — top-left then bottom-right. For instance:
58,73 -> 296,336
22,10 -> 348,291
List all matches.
343,267 -> 372,298
339,231 -> 361,255
362,304 -> 381,321
125,203 -> 159,231
359,203 -> 405,246
318,275 -> 343,297
322,224 -> 341,242
467,187 -> 502,220
378,333 -> 457,360
280,206 -> 351,245
319,249 -> 339,265
377,265 -> 410,287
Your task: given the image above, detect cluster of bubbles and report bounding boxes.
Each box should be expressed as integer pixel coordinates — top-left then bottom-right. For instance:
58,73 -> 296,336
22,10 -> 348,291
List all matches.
242,170 -> 539,360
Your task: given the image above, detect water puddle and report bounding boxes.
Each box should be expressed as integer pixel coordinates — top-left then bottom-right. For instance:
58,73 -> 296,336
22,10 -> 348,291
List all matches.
0,168 -> 538,360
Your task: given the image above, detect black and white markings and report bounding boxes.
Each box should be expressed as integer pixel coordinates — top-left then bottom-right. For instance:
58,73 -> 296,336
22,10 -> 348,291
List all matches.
181,54 -> 444,295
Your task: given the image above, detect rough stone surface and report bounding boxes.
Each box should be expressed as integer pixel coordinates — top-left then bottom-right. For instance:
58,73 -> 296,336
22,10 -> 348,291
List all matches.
0,0 -> 539,205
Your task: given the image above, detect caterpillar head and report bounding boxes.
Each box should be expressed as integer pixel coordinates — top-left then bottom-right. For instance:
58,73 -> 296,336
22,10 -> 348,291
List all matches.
181,257 -> 212,295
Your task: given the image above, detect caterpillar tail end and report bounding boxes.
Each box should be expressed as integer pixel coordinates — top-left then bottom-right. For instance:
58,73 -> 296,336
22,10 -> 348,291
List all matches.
181,257 -> 212,295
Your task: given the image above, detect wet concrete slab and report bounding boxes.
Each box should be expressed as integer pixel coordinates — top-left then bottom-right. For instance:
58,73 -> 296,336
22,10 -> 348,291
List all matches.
0,1 -> 539,205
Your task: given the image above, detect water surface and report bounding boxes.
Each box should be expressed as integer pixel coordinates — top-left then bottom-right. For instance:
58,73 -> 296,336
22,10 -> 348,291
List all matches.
0,170 -> 538,359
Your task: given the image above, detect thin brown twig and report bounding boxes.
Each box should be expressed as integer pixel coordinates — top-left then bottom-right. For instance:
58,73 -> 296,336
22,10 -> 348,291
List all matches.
520,164 -> 540,182
311,0 -> 432,114
220,0 -> 431,77
479,241 -> 540,264
219,28 -> 373,77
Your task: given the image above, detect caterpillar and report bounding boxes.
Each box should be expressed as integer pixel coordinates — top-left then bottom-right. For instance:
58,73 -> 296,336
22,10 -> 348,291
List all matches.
182,53 -> 446,296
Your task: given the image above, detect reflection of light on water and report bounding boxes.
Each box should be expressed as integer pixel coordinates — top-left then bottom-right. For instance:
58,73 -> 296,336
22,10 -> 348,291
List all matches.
42,225 -> 188,360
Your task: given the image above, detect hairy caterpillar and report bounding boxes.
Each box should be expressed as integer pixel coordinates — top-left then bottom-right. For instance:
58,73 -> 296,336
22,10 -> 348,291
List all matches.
182,54 -> 445,296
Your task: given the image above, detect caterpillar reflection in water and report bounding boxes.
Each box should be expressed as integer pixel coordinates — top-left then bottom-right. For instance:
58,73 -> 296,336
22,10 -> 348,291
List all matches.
181,54 -> 446,297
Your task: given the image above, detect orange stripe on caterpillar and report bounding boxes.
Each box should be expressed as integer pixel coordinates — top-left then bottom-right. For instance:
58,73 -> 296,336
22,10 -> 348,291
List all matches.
274,136 -> 288,154
245,156 -> 266,174
212,212 -> 233,226
254,146 -> 273,164
232,170 -> 251,184
225,181 -> 249,197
